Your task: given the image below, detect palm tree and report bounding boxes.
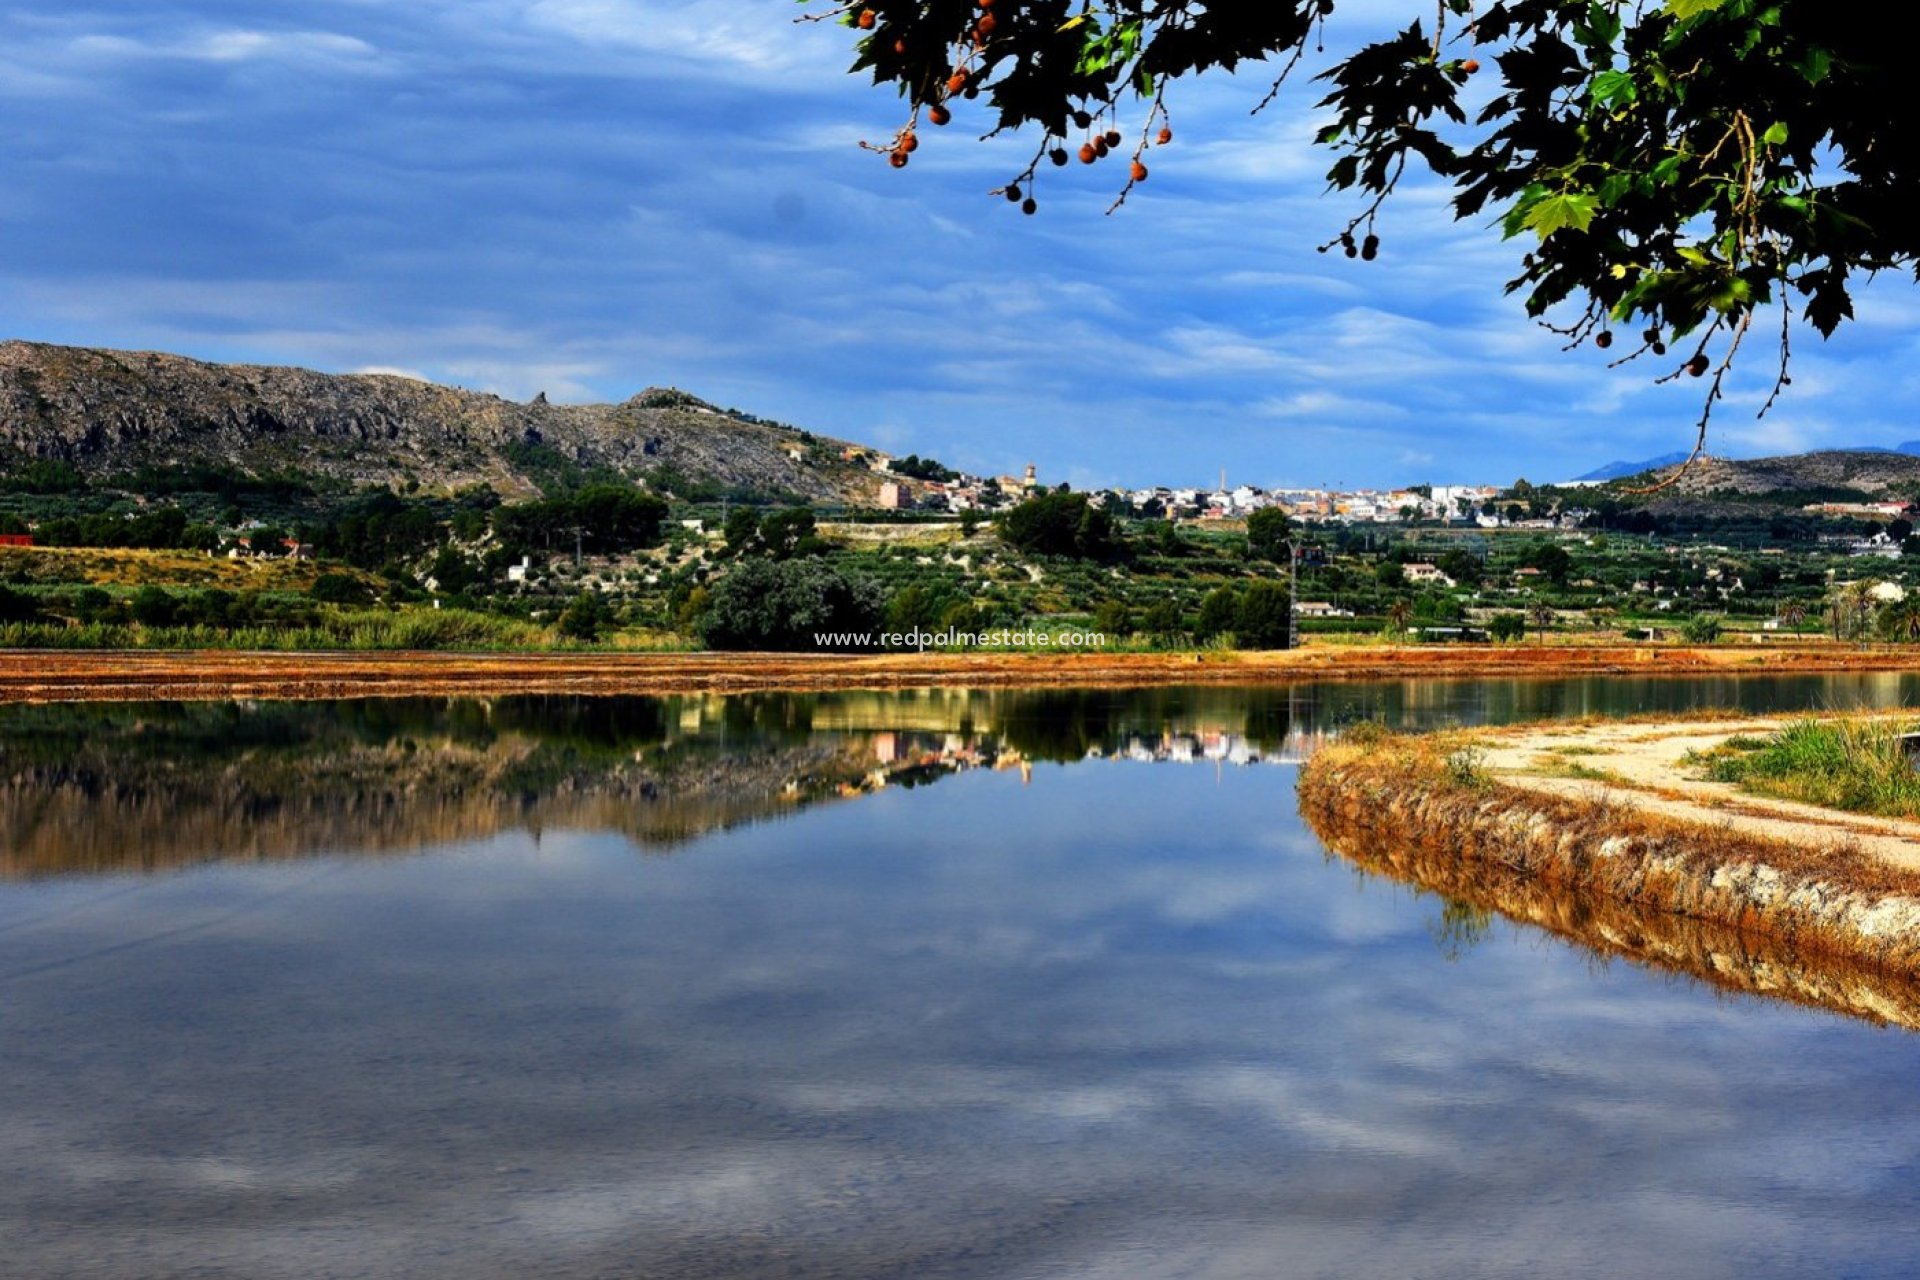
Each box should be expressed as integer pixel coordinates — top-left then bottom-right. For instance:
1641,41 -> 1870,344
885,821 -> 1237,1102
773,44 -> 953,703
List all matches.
1386,598 -> 1414,634
1880,596 -> 1920,644
1829,581 -> 1878,642
1527,598 -> 1556,644
1778,600 -> 1808,634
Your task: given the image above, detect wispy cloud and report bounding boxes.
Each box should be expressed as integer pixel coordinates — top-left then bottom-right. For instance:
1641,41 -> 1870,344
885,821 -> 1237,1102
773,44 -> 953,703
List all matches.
0,0 -> 1913,485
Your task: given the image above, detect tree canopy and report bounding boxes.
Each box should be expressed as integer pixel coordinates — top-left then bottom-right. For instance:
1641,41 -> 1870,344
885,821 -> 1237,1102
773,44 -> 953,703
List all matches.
813,1 -> 1916,453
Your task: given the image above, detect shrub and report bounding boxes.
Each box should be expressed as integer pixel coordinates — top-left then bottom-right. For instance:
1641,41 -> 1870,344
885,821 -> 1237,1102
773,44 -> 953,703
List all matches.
1489,612 -> 1526,643
129,586 -> 178,627
311,572 -> 374,605
1092,600 -> 1132,639
558,593 -> 610,641
1681,613 -> 1724,644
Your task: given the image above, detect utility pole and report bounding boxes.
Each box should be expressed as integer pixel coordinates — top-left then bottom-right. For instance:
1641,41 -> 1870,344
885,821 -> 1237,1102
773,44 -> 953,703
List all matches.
1289,540 -> 1300,651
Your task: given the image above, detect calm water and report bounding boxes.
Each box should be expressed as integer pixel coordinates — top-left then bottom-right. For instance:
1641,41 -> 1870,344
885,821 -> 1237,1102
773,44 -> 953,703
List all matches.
6,676 -> 1920,1278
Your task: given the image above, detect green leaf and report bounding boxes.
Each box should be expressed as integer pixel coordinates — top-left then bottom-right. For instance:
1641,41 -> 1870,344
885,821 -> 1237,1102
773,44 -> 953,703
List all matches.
1761,120 -> 1789,146
1590,70 -> 1637,106
1668,0 -> 1730,18
1522,191 -> 1599,239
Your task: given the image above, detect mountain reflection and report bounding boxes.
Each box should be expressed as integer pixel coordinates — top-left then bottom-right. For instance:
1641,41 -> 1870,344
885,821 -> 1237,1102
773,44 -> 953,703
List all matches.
0,688 -> 1326,879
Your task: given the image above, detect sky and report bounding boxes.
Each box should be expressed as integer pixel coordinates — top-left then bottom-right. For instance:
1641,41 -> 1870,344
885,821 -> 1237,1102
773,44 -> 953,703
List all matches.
2,1 -> 1918,490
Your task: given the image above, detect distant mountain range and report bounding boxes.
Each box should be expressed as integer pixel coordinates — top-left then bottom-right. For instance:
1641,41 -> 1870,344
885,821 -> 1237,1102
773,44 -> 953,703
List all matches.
1576,443 -> 1920,483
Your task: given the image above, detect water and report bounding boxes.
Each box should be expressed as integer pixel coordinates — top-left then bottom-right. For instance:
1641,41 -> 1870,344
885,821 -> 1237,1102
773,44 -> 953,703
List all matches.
5,676 -> 1920,1277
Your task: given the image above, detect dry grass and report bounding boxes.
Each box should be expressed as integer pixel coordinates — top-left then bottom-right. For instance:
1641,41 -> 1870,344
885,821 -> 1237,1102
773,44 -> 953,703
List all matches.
0,545 -> 334,590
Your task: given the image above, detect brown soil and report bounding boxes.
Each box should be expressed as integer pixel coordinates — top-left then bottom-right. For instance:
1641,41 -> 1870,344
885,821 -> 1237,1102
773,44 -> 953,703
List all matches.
3,641 -> 1920,704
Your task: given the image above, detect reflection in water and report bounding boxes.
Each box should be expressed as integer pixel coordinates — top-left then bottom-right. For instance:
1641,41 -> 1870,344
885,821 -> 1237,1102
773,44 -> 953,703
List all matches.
9,679 -> 1920,1277
1314,811 -> 1920,1031
12,670 -> 1920,879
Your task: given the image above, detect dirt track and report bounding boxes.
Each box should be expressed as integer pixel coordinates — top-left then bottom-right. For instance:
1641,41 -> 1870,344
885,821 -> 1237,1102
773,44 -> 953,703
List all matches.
1483,715 -> 1920,871
2,642 -> 1920,704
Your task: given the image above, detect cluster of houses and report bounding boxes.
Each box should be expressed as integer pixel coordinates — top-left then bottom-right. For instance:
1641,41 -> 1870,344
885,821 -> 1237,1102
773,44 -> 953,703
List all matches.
861,458 -> 1571,528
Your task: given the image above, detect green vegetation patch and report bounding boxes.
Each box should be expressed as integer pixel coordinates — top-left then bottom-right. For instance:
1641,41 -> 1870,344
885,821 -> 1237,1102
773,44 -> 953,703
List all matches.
1703,719 -> 1920,819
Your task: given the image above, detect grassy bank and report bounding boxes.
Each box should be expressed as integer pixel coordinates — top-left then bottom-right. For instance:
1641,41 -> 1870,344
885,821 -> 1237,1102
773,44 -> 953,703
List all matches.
1701,718 -> 1920,818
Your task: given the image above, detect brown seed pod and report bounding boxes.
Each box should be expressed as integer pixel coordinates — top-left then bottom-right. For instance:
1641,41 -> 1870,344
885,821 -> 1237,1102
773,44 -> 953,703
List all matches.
1462,58 -> 1480,74
1130,160 -> 1148,182
857,9 -> 875,30
889,150 -> 909,168
929,104 -> 952,127
1156,126 -> 1173,145
1078,143 -> 1097,164
976,12 -> 996,36
901,132 -> 918,153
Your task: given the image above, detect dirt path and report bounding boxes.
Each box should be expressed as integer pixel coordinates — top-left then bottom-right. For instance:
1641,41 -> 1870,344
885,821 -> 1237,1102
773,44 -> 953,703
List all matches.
4,642 -> 1920,704
1480,715 -> 1920,872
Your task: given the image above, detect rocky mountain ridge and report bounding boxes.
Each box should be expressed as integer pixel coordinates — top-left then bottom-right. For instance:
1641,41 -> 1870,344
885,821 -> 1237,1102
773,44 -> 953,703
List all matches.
0,340 -> 876,501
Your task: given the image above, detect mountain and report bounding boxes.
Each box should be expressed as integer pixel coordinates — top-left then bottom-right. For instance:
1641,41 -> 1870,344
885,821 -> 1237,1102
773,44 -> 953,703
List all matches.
0,340 -> 878,502
1572,452 -> 1694,482
1579,441 -> 1920,485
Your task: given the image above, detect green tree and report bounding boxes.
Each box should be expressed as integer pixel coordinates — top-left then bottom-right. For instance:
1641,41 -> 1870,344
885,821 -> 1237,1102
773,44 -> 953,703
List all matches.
1142,597 -> 1183,641
698,557 -> 884,651
1489,612 -> 1526,643
884,583 -> 947,633
1194,586 -> 1239,642
818,2 -> 1906,447
997,491 -> 1123,561
1234,581 -> 1292,649
723,507 -> 761,554
1092,599 -> 1132,639
758,507 -> 823,559
1246,507 -> 1293,564
1436,548 -> 1483,587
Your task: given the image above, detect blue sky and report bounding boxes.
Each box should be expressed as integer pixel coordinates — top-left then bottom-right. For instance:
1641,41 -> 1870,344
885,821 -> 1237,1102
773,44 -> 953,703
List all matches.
2,1 -> 1917,488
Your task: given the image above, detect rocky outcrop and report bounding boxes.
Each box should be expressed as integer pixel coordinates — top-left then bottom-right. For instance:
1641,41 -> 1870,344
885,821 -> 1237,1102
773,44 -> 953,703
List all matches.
0,340 -> 868,500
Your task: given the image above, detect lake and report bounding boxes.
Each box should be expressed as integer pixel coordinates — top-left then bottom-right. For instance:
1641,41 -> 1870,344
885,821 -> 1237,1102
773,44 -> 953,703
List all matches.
5,675 -> 1920,1278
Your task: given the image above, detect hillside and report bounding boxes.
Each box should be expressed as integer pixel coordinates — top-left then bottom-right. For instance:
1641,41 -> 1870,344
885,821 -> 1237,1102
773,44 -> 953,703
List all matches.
0,340 -> 877,502
1651,450 -> 1920,498
1586,450 -> 1920,518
